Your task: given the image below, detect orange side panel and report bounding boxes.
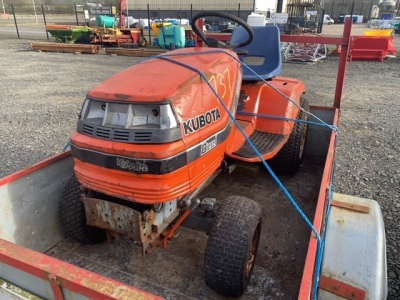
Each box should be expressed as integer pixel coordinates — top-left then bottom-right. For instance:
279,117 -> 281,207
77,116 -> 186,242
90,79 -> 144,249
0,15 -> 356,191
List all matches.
225,120 -> 254,154
239,77 -> 305,135
187,143 -> 225,190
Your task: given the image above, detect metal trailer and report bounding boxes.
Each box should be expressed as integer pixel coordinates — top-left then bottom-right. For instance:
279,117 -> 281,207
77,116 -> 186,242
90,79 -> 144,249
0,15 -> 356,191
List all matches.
0,19 -> 387,300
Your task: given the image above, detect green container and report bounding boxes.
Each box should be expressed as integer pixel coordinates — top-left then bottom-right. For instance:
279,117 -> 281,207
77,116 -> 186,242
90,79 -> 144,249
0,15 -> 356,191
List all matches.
158,25 -> 185,49
46,25 -> 91,43
96,15 -> 116,28
394,23 -> 400,33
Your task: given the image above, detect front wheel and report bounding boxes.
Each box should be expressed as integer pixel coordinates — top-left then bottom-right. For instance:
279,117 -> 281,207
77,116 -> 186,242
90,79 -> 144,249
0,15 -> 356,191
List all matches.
59,176 -> 107,244
204,196 -> 262,297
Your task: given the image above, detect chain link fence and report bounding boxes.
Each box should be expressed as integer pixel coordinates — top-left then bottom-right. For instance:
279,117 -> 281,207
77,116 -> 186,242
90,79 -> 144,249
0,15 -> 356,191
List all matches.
0,2 -> 255,39
0,2 -> 254,21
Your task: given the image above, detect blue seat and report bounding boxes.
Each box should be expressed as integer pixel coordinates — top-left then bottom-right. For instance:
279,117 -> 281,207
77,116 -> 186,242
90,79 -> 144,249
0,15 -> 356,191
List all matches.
230,25 -> 282,81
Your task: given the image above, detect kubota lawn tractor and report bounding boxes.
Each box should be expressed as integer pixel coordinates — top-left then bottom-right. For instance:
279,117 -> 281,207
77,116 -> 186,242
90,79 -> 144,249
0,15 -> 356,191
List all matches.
59,11 -> 309,297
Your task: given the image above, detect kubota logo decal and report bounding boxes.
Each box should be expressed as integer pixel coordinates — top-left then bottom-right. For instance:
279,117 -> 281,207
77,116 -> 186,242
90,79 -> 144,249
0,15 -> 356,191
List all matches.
183,108 -> 221,135
116,158 -> 148,172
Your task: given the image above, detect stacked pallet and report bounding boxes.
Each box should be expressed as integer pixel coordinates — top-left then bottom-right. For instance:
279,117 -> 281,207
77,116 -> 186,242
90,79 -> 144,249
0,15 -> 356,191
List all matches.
30,42 -> 102,54
105,47 -> 167,57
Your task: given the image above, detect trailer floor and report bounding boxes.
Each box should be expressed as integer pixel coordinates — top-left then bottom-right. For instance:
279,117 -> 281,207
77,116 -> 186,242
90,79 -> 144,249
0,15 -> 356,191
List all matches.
46,158 -> 324,299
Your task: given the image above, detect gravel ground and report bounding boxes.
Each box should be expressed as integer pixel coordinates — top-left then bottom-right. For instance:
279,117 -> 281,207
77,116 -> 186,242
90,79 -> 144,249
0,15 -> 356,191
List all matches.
0,37 -> 399,298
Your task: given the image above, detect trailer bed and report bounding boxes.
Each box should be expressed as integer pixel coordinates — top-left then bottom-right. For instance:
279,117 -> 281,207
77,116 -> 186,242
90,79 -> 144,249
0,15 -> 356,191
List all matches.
44,157 -> 324,299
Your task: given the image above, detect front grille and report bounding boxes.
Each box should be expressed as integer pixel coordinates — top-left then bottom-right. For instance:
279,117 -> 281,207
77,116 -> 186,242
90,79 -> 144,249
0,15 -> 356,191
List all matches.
134,132 -> 152,142
96,127 -> 111,139
77,121 -> 181,144
114,130 -> 130,141
82,124 -> 94,135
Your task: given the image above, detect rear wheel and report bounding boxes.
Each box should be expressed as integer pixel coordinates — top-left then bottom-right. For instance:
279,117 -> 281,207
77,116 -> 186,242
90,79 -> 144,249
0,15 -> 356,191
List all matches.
204,196 -> 262,297
268,97 -> 309,175
59,176 -> 106,244
138,36 -> 147,47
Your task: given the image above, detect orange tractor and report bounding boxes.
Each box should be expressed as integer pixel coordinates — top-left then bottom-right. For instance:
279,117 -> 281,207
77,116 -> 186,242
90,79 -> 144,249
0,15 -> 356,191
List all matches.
59,11 -> 309,297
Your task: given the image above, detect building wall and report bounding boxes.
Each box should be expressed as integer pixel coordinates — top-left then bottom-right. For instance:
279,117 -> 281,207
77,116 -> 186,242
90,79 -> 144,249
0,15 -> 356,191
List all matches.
321,0 -> 378,19
126,0 -> 254,11
123,0 -> 256,21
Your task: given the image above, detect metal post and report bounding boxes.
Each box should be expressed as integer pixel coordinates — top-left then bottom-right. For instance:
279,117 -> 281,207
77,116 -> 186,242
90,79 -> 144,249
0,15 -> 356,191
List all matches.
334,17 -> 352,110
276,0 -> 283,13
331,0 -> 335,17
350,2 -> 354,17
74,3 -> 79,25
147,4 -> 151,45
190,4 -> 192,23
318,9 -> 325,34
32,0 -> 38,23
11,4 -> 20,38
1,0 -> 5,14
41,4 -> 49,40
288,4 -> 294,35
237,3 -> 240,17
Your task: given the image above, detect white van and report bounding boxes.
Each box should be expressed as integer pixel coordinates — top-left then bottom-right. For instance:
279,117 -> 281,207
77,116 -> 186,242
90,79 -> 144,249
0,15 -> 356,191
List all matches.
323,15 -> 335,25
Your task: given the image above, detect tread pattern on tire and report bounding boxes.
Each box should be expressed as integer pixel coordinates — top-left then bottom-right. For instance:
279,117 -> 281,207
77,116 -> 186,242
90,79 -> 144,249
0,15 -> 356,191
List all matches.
59,176 -> 106,244
268,97 -> 310,175
204,195 -> 262,297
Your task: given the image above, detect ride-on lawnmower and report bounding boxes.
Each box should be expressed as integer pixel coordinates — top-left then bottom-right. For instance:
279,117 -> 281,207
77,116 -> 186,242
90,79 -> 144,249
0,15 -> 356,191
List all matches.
59,11 -> 309,297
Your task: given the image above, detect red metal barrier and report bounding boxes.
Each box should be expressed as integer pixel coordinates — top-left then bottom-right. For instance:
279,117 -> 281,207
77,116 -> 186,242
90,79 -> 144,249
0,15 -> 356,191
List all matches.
349,35 -> 396,62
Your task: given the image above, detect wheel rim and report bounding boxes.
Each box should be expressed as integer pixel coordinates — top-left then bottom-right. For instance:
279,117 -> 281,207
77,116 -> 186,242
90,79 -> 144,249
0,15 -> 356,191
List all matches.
245,222 -> 261,279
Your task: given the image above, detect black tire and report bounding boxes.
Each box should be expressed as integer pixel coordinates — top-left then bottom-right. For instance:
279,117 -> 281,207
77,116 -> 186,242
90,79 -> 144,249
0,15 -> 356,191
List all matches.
59,176 -> 107,244
268,97 -> 309,175
204,196 -> 262,297
138,36 -> 147,47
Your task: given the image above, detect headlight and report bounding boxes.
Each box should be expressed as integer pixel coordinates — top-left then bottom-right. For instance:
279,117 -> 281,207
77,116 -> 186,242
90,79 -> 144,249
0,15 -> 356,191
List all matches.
80,99 -> 178,130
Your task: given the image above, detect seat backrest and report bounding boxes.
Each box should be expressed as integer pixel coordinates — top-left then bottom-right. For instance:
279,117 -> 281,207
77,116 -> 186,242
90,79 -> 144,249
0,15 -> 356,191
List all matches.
230,25 -> 282,81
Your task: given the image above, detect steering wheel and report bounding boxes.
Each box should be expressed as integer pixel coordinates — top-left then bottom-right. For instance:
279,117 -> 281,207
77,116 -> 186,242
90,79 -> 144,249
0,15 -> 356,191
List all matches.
191,11 -> 254,49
